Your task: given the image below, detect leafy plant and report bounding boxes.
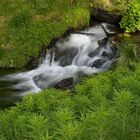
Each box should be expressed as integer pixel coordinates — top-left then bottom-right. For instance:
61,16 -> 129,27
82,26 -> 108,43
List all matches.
120,0 -> 140,32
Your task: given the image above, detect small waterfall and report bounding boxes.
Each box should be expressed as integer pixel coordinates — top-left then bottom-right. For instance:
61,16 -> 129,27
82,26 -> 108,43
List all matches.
0,23 -> 117,95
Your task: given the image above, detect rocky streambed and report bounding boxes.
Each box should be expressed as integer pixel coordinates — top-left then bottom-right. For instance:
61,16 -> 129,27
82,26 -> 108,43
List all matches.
0,22 -> 118,107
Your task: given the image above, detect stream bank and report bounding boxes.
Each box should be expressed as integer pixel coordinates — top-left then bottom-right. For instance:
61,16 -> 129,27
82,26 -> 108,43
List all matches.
0,22 -> 118,107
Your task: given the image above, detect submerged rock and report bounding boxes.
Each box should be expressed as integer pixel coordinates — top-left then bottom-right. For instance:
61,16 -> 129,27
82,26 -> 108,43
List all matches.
34,74 -> 74,90
54,77 -> 73,89
88,49 -> 99,58
91,59 -> 105,68
33,74 -> 48,89
54,48 -> 78,66
98,38 -> 108,47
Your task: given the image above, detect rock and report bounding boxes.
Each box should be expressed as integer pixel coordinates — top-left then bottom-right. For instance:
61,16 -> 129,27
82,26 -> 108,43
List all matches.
38,57 -> 44,65
102,51 -> 109,57
102,48 -> 117,60
91,59 -> 105,68
111,46 -> 117,56
101,23 -> 117,36
34,74 -> 74,90
54,48 -> 78,66
33,74 -> 48,89
54,77 -> 73,89
92,8 -> 122,24
88,49 -> 99,58
98,38 -> 108,47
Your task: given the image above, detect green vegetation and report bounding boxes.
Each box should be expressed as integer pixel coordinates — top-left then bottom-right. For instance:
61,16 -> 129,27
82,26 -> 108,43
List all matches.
0,0 -> 91,68
0,1 -> 140,140
0,36 -> 140,139
120,0 -> 140,32
116,36 -> 140,68
92,0 -> 129,14
0,0 -> 137,68
0,64 -> 140,140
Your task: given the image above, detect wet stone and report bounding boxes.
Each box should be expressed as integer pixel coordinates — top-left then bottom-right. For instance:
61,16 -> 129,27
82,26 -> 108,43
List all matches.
105,24 -> 117,33
98,38 -> 108,47
54,77 -> 73,89
102,51 -> 109,57
102,51 -> 114,60
88,49 -> 100,58
33,74 -> 48,89
91,59 -> 105,68
54,48 -> 78,66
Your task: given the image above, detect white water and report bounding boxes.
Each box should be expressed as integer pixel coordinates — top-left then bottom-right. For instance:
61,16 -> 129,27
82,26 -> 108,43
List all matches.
1,23 -> 116,95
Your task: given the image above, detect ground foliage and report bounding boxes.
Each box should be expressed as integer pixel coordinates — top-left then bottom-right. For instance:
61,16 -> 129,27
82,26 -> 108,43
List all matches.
0,1 -> 140,140
0,0 -> 135,68
0,0 -> 91,68
0,62 -> 140,140
120,0 -> 140,32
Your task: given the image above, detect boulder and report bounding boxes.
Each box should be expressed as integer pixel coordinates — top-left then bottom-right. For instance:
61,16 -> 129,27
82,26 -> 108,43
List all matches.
98,38 -> 108,47
92,8 -> 122,24
54,48 -> 78,66
54,77 -> 74,89
91,59 -> 105,68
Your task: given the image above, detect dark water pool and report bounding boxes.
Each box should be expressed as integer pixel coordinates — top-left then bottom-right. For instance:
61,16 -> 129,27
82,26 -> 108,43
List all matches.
0,69 -> 22,108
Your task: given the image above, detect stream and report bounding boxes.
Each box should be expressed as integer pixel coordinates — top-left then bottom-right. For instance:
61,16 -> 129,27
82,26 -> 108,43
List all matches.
0,23 -> 118,107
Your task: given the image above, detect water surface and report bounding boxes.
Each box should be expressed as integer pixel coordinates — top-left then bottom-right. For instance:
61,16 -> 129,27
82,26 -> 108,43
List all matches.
0,23 -> 118,107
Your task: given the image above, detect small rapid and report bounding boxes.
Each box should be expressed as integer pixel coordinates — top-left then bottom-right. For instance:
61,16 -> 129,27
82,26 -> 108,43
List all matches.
0,23 -> 117,96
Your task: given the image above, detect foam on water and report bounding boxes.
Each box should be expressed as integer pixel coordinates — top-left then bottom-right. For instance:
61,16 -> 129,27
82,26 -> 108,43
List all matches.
1,23 -> 117,95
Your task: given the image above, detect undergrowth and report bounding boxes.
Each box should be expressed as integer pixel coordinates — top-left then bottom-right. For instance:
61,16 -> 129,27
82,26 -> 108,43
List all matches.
120,0 -> 140,32
0,63 -> 140,140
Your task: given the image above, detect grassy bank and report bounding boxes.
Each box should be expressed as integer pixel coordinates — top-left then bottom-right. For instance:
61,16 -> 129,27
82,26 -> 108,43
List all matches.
0,0 -> 133,68
0,0 -> 91,68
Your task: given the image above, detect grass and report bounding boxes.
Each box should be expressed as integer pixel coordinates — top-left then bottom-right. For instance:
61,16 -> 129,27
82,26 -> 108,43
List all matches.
0,0 -> 91,68
0,0 -> 131,68
0,63 -> 140,139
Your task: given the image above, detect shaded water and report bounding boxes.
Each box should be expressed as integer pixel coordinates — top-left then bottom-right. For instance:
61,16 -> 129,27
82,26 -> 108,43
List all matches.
0,23 -> 117,107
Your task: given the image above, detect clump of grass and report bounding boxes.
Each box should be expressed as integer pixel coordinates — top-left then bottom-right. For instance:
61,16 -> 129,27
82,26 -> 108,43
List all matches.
116,36 -> 140,69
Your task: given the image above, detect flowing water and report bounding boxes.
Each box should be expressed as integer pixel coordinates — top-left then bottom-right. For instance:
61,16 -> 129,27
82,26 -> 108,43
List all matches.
0,23 -> 117,107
